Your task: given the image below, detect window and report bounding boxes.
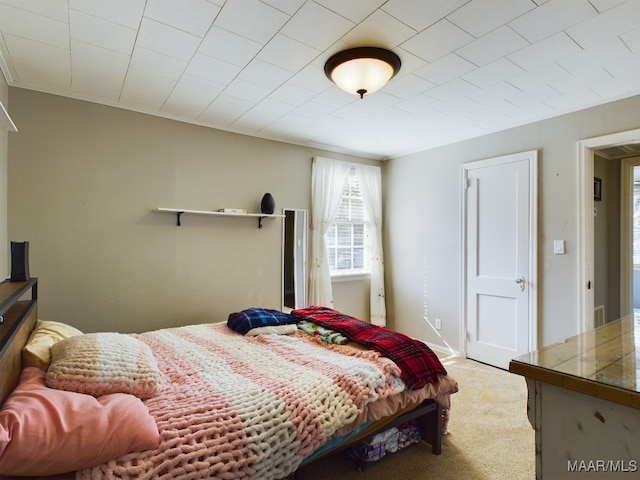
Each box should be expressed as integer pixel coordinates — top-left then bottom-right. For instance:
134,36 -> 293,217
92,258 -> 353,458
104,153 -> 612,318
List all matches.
325,169 -> 369,275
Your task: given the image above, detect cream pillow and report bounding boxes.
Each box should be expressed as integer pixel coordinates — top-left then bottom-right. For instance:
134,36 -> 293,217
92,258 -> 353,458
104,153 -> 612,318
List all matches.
46,332 -> 162,399
22,320 -> 83,370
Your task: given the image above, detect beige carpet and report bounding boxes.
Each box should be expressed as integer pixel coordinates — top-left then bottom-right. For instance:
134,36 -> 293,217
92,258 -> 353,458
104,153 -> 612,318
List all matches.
297,356 -> 535,480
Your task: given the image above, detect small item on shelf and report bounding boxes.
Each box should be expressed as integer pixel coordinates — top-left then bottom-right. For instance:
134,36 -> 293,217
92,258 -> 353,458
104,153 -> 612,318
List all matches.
260,193 -> 275,214
217,208 -> 247,214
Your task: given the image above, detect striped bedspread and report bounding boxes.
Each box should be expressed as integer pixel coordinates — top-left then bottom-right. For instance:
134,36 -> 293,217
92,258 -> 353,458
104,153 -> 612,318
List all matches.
77,323 -> 404,480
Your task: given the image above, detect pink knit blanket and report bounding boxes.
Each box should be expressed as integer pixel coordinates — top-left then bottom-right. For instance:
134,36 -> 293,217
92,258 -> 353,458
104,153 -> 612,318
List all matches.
77,323 -> 404,480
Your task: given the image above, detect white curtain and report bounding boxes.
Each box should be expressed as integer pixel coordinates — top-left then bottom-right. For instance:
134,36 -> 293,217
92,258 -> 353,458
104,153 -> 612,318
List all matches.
309,157 -> 351,307
355,163 -> 386,326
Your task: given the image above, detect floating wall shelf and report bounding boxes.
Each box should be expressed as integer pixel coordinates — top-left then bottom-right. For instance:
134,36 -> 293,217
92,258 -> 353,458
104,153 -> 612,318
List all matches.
154,208 -> 285,228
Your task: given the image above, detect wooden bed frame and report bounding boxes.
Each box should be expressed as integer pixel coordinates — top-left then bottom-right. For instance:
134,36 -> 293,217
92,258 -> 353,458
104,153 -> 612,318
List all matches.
0,278 -> 38,407
0,278 -> 444,478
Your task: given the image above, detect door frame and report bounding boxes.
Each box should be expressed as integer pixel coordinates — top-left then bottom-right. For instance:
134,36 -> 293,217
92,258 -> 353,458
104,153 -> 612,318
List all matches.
619,156 -> 640,319
459,150 -> 538,359
577,129 -> 640,333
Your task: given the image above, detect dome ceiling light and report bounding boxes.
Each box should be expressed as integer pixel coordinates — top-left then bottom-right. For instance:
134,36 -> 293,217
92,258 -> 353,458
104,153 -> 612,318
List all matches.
324,47 -> 401,99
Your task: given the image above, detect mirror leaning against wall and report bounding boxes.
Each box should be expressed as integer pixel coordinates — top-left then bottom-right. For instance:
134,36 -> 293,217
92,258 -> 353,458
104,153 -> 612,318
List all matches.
282,208 -> 308,312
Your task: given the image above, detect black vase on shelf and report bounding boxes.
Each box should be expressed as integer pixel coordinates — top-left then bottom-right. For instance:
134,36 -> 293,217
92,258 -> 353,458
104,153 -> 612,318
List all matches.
260,193 -> 275,214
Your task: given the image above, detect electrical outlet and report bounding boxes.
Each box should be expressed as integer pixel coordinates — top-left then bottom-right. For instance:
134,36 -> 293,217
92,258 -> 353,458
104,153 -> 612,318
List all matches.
435,318 -> 442,330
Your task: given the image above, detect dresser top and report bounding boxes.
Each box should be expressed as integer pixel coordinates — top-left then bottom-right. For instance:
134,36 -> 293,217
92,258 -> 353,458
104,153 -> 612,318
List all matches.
509,316 -> 640,409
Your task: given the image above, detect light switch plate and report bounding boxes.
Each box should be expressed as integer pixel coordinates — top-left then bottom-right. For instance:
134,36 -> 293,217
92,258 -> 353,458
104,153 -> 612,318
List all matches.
554,240 -> 565,255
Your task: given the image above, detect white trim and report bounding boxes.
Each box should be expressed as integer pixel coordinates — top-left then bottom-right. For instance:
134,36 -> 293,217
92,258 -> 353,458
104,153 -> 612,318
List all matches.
577,129 -> 640,334
530,151 -> 539,352
460,168 -> 470,359
330,272 -> 370,283
460,150 -> 538,358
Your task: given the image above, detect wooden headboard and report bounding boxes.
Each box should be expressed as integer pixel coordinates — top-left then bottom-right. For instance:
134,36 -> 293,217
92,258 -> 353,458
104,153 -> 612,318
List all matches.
0,278 -> 38,406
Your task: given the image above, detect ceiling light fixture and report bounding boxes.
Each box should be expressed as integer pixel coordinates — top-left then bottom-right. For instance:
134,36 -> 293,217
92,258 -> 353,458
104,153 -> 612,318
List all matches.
324,47 -> 401,99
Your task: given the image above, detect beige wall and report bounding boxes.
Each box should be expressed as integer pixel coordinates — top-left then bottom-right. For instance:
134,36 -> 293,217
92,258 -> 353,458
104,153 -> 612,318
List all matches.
16,85 -> 639,346
7,88 -> 376,333
384,94 -> 640,352
0,72 -> 8,278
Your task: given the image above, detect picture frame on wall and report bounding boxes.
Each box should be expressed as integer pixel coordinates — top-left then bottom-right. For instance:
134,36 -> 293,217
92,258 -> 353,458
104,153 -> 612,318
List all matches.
594,177 -> 602,202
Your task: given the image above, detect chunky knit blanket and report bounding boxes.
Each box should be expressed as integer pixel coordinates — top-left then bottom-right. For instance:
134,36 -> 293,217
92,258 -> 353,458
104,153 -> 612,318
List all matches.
77,323 -> 403,480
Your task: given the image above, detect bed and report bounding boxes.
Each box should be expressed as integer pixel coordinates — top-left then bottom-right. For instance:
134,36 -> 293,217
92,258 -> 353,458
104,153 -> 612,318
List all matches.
0,279 -> 458,479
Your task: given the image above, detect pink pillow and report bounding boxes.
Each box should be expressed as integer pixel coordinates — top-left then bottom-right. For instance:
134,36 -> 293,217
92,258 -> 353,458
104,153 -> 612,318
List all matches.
0,367 -> 159,476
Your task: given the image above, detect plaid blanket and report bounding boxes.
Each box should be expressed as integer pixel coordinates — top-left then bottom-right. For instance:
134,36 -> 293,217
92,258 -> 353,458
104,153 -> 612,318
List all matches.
227,307 -> 299,334
292,306 -> 447,390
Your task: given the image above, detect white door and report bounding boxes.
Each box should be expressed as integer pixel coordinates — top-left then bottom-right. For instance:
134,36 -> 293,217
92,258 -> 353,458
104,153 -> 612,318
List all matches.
463,151 -> 537,369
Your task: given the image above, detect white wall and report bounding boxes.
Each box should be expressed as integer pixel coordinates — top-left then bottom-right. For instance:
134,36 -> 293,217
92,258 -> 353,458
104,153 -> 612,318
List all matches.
384,94 -> 640,351
7,89 -> 377,333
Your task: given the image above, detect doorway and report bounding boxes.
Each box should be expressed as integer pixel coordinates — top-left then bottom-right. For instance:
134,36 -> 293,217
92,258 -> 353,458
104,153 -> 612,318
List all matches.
592,152 -> 640,327
577,129 -> 640,333
461,150 -> 538,369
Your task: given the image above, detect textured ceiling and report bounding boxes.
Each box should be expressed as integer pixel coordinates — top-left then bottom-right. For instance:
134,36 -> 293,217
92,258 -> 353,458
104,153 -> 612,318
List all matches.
0,0 -> 639,159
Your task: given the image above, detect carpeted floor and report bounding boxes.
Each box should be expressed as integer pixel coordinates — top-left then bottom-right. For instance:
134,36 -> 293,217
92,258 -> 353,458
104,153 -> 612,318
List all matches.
296,356 -> 535,480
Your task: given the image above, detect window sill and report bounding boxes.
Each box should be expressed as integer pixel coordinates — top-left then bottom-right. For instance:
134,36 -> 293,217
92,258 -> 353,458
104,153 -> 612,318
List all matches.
330,272 -> 370,283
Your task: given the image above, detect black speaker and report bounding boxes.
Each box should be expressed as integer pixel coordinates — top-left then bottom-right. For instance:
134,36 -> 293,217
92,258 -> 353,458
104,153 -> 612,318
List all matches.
10,241 -> 30,282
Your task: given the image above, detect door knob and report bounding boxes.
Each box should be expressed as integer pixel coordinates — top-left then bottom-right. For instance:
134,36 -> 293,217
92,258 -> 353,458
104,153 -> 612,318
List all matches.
515,276 -> 526,291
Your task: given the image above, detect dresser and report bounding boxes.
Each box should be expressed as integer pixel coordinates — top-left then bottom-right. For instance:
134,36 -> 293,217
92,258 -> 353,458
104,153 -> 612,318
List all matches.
509,317 -> 639,478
